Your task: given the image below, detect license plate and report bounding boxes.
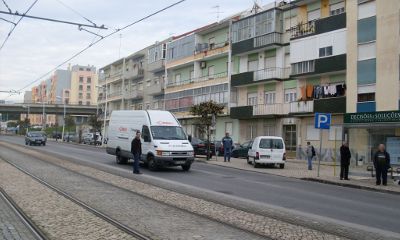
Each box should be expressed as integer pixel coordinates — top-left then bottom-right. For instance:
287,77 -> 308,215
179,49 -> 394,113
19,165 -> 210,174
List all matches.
175,161 -> 186,164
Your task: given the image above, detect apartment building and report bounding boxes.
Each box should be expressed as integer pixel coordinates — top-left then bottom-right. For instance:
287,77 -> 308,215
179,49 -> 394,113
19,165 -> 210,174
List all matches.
29,65 -> 98,126
98,40 -> 168,128
164,20 -> 239,141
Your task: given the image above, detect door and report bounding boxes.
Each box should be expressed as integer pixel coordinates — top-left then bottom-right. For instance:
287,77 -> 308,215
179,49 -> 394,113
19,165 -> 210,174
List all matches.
141,125 -> 152,160
283,125 -> 297,152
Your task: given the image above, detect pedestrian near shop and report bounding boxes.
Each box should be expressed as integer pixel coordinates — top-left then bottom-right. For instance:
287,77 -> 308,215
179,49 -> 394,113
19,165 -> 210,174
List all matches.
373,144 -> 391,186
131,131 -> 142,174
222,132 -> 233,162
306,142 -> 315,170
340,142 -> 351,180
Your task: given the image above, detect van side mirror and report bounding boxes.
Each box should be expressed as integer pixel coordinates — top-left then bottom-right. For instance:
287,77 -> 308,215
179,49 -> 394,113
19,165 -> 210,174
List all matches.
143,135 -> 150,142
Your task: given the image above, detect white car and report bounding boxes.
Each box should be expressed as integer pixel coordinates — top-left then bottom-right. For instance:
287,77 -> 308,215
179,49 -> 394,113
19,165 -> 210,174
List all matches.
247,136 -> 286,169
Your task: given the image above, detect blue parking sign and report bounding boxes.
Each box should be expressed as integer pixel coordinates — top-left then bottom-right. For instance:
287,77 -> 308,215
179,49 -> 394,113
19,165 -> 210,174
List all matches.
315,113 -> 331,129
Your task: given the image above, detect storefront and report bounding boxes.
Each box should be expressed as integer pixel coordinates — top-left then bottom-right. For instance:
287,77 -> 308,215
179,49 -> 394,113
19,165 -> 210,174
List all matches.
344,111 -> 400,165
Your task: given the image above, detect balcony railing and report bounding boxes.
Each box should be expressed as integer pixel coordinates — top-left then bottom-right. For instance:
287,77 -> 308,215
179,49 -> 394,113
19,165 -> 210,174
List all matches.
254,32 -> 282,48
124,90 -> 144,100
232,32 -> 283,55
125,68 -> 145,80
290,20 -> 316,39
195,41 -> 229,54
253,103 -> 288,116
167,71 -> 227,87
289,101 -> 314,113
254,67 -> 291,81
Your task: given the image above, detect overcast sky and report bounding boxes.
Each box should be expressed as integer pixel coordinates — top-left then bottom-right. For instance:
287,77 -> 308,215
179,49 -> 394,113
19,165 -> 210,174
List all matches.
0,0 -> 274,102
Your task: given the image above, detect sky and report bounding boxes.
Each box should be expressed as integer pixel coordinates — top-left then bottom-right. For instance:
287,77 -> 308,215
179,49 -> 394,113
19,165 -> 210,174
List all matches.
0,0 -> 275,102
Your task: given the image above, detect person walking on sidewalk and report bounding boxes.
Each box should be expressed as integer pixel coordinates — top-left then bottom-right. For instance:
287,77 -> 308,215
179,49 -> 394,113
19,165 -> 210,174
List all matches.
222,132 -> 233,162
340,142 -> 351,180
306,142 -> 315,170
373,144 -> 390,186
131,131 -> 142,174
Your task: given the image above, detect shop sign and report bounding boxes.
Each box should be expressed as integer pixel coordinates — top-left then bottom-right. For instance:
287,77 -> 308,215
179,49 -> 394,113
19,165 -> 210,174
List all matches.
344,111 -> 400,124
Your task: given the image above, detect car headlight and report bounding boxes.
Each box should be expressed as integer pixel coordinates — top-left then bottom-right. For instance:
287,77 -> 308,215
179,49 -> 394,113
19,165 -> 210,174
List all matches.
188,151 -> 194,156
157,150 -> 170,156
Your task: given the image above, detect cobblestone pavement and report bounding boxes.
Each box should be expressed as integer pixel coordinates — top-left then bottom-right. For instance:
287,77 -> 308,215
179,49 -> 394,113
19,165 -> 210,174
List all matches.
0,190 -> 38,240
201,157 -> 400,194
0,160 -> 138,240
0,142 -> 351,240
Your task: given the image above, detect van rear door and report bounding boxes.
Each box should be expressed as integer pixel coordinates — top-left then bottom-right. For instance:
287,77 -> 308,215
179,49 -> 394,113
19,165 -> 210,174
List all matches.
258,138 -> 284,161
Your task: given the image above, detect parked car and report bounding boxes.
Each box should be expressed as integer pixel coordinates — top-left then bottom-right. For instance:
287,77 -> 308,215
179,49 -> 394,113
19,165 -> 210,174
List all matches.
63,132 -> 77,142
217,142 -> 240,156
247,136 -> 286,168
25,131 -> 47,146
83,132 -> 102,145
231,141 -> 252,158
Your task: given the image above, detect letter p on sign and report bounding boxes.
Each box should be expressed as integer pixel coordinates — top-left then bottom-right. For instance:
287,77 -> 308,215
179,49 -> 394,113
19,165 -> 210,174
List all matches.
315,113 -> 331,129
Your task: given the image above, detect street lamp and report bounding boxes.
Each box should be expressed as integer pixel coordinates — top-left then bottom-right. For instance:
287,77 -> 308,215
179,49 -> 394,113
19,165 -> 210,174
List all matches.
96,84 -> 107,145
22,104 -> 30,132
37,101 -> 46,130
56,96 -> 66,141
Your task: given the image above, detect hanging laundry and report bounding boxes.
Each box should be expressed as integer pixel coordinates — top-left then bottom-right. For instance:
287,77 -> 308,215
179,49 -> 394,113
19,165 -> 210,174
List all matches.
306,85 -> 314,99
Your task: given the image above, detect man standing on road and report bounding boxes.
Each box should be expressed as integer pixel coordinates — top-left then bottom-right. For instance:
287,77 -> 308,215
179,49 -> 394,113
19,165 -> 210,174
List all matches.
222,132 -> 233,162
340,142 -> 351,180
131,131 -> 142,174
306,142 -> 315,170
374,144 -> 390,186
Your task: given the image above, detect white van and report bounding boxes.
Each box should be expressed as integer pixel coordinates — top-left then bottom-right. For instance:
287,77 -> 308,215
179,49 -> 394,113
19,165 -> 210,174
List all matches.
106,110 -> 194,171
247,136 -> 286,168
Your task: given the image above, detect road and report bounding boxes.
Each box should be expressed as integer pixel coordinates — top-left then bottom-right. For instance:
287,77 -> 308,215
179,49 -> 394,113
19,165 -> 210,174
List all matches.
1,135 -> 400,238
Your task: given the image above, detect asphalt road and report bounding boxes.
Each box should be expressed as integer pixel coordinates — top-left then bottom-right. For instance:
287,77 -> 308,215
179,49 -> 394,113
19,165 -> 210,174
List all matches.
1,135 -> 400,237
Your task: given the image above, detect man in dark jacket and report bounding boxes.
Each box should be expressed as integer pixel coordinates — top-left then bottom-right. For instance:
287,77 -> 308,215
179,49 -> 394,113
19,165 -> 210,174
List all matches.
222,132 -> 233,162
340,142 -> 351,180
131,131 -> 142,174
374,144 -> 391,186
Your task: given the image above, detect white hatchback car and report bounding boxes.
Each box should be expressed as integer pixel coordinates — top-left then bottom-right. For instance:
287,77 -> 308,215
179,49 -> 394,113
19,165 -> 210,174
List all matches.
247,136 -> 286,168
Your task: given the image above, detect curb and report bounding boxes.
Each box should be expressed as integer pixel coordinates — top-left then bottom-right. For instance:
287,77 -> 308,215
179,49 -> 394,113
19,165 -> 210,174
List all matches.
301,178 -> 400,195
196,159 -> 400,195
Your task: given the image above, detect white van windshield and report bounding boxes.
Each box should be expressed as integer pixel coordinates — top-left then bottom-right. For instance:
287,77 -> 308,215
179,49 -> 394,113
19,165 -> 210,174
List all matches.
259,139 -> 283,149
151,126 -> 187,140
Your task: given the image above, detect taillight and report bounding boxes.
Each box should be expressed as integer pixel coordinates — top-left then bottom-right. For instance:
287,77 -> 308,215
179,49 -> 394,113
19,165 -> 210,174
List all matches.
255,152 -> 260,159
198,144 -> 205,147
283,153 -> 286,160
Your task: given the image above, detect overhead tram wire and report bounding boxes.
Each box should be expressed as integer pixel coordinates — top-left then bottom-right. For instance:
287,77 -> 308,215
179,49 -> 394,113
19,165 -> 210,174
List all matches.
0,0 -> 38,53
54,0 -> 98,27
1,0 -> 12,13
16,0 -> 186,93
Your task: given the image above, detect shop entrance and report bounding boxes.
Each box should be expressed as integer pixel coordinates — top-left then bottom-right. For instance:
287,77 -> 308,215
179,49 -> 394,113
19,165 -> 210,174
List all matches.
283,124 -> 297,152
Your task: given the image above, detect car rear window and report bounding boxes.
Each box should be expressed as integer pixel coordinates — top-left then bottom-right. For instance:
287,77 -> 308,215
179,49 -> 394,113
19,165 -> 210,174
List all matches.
259,139 -> 283,149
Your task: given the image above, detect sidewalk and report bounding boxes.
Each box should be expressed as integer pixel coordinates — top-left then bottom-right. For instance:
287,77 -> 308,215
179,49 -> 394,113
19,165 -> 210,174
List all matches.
197,156 -> 400,194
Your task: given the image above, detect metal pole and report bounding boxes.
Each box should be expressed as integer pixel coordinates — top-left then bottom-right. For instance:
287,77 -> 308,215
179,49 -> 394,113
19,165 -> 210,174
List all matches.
334,127 -> 337,177
42,101 -> 45,130
27,105 -> 30,132
61,101 -> 65,141
318,128 -> 322,177
102,84 -> 107,145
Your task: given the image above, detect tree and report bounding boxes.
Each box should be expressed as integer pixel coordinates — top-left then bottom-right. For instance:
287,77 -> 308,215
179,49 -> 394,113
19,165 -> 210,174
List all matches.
64,115 -> 75,132
88,115 -> 102,132
190,101 -> 224,160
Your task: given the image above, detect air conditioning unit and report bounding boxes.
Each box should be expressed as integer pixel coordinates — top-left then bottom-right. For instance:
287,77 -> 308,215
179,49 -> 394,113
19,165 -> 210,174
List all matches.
200,61 -> 207,69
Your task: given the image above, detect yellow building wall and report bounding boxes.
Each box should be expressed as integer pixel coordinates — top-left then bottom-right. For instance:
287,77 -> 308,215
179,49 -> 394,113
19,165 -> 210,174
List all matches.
297,5 -> 308,24
321,0 -> 330,18
376,0 -> 400,111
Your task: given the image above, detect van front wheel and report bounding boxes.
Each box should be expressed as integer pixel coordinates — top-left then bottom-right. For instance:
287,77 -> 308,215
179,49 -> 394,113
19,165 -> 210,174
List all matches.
279,164 -> 285,169
147,155 -> 157,171
181,164 -> 191,171
116,150 -> 127,164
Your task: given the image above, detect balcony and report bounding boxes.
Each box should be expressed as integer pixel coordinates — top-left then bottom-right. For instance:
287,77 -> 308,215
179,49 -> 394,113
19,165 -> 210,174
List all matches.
167,71 -> 228,88
146,83 -> 164,96
290,13 -> 346,40
124,90 -> 144,100
288,101 -> 314,114
230,106 -> 253,119
291,54 -> 346,77
314,96 -> 346,113
230,103 -> 289,119
125,68 -> 144,80
232,32 -> 283,55
231,67 -> 290,87
148,59 -> 165,73
194,42 -> 229,60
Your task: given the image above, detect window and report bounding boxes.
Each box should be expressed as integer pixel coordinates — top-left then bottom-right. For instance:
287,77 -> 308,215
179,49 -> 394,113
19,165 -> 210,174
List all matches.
141,125 -> 151,142
79,93 -> 83,99
357,58 -> 376,85
86,101 -> 90,105
291,61 -> 315,75
78,101 -> 83,105
248,60 -> 258,72
330,2 -> 345,16
153,101 -> 159,109
247,92 -> 258,106
87,85 -> 91,91
208,66 -> 215,77
79,68 -> 84,71
146,103 -> 150,110
264,91 -> 276,105
358,0 -> 376,20
175,74 -> 181,85
79,77 -> 83,83
358,93 -> 375,102
264,125 -> 275,136
208,37 -> 215,49
87,77 -> 91,84
246,124 -> 257,140
358,42 -> 376,60
307,9 -> 320,22
146,80 -> 151,87
86,93 -> 91,99
319,46 -> 333,58
307,125 -> 320,140
259,139 -> 284,149
329,125 -> 343,141
154,78 -> 160,85
284,89 -> 297,103
79,85 -> 83,91
138,104 -> 143,110
190,70 -> 195,80
138,82 -> 144,90
358,17 -> 376,43
225,122 -> 233,135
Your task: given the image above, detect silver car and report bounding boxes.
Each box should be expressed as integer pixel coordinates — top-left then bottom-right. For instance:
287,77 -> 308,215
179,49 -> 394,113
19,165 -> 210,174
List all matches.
25,131 -> 47,146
